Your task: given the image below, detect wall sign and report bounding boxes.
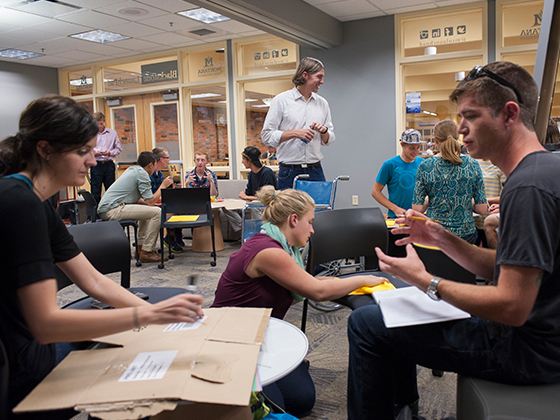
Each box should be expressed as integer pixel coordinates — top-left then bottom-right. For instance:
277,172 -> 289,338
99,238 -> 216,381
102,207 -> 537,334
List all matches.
141,60 -> 178,85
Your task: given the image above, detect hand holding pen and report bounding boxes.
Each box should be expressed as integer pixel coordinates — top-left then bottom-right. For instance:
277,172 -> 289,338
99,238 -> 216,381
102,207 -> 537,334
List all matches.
186,275 -> 204,320
391,209 -> 445,248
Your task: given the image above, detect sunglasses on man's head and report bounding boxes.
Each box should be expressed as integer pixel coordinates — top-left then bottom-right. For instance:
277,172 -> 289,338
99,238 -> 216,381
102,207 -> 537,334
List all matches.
465,65 -> 523,104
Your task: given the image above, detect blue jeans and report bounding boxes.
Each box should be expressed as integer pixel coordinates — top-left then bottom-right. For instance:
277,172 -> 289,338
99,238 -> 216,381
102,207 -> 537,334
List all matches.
277,164 -> 325,190
90,160 -> 116,205
347,302 -> 534,420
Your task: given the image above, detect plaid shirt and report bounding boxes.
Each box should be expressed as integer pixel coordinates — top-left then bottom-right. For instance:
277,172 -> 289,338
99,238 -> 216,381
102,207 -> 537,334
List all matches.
185,168 -> 219,195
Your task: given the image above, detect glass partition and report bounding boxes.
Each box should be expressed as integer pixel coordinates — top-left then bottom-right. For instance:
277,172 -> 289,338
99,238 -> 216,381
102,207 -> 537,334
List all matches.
111,105 -> 138,162
103,56 -> 178,93
152,102 -> 180,160
238,39 -> 297,76
69,69 -> 93,96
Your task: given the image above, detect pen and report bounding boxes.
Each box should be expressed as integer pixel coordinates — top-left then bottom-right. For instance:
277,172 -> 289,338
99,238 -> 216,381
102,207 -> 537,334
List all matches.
410,216 -> 439,223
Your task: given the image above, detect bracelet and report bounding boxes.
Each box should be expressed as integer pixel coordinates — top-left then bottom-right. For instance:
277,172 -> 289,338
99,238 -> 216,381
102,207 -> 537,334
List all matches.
132,307 -> 140,329
320,128 -> 328,134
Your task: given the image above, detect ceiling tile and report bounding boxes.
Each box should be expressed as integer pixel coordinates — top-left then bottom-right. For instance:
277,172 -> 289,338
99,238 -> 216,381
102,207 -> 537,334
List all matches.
112,37 -> 167,50
0,6 -> 52,26
0,27 -> 60,45
135,0 -> 199,13
384,2 -> 435,14
319,0 -> 380,17
94,1 -> 168,21
57,10 -> 130,30
370,0 -> 430,11
104,21 -> 164,38
137,13 -> 201,31
28,19 -> 91,36
142,31 -> 195,46
337,10 -> 385,21
51,49 -> 106,61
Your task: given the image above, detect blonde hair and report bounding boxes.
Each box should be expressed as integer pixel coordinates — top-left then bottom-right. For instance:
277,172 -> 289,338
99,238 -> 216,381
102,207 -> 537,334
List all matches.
257,186 -> 315,227
434,119 -> 462,165
193,149 -> 209,161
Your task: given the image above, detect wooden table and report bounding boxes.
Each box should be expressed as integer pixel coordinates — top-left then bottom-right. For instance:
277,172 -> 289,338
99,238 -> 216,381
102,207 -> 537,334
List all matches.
191,199 -> 246,253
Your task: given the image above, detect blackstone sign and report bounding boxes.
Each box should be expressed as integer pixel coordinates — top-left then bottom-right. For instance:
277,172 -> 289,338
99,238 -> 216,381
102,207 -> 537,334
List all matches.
141,61 -> 179,85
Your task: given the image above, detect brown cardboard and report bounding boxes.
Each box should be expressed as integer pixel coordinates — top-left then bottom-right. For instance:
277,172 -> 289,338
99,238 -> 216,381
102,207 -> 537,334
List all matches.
14,307 -> 271,419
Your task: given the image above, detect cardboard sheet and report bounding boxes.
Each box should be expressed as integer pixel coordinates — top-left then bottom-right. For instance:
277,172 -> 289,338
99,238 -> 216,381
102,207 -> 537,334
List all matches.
15,307 -> 270,419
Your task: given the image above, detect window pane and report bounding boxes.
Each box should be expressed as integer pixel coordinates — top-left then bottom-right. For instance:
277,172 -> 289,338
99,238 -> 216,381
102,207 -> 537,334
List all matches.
153,103 -> 180,160
191,85 -> 228,165
244,79 -> 292,157
238,39 -> 297,76
187,49 -> 226,82
103,56 -> 178,92
403,58 -> 482,149
502,1 -> 543,48
402,9 -> 483,58
69,69 -> 93,96
112,106 -> 137,162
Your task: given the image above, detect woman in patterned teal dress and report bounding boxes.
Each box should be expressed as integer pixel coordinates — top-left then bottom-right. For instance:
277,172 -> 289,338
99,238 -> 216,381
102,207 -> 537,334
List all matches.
412,119 -> 488,243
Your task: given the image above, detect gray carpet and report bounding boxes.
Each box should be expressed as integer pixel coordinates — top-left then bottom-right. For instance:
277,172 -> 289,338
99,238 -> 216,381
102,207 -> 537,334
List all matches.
59,239 -> 457,420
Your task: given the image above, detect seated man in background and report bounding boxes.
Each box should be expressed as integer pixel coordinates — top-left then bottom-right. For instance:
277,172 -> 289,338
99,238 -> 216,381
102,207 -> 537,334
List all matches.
185,149 -> 218,197
98,151 -> 170,263
222,146 -> 277,235
348,62 -> 560,419
150,147 -> 183,253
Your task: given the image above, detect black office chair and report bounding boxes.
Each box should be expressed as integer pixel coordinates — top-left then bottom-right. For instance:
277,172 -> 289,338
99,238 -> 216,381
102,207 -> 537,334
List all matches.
57,221 -> 187,309
77,189 -> 142,267
159,187 -> 217,269
413,243 -> 476,285
301,207 -> 390,332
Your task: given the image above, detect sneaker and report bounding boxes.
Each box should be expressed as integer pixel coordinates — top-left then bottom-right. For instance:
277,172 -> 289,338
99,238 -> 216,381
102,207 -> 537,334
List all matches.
175,235 -> 186,247
164,237 -> 183,253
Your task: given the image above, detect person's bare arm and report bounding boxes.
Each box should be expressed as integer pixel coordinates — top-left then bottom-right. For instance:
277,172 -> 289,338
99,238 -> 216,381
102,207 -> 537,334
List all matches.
17,254 -> 204,344
247,248 -> 385,302
371,182 -> 406,216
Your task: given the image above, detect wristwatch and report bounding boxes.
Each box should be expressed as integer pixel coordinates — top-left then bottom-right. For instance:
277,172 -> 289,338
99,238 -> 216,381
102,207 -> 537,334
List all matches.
426,276 -> 442,301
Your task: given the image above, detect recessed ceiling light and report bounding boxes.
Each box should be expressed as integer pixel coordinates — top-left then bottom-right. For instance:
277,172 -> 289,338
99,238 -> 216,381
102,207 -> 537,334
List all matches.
70,30 -> 130,44
0,48 -> 44,60
177,8 -> 230,24
191,93 -> 221,99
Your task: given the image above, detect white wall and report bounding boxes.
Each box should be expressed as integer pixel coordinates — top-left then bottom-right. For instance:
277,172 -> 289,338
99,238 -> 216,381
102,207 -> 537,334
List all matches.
301,15 -> 397,210
0,61 -> 58,140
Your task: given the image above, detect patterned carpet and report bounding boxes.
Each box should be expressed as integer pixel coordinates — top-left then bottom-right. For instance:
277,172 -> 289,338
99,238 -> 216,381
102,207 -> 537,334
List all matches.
59,239 -> 457,420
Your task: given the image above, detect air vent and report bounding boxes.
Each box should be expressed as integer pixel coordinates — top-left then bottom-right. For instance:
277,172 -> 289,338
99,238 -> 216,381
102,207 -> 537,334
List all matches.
189,29 -> 216,36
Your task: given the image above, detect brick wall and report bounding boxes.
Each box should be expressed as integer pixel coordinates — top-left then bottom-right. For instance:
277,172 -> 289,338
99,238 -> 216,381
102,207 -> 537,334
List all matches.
154,103 -> 179,144
113,107 -> 136,145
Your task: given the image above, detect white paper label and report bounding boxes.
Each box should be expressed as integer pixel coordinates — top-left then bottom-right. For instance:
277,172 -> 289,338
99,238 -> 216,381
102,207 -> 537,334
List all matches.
163,316 -> 207,332
118,350 -> 178,382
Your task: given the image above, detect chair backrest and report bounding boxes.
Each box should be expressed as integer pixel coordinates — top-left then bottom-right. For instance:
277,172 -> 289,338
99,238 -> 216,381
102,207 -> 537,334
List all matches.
161,187 -> 211,216
294,180 -> 336,208
77,189 -> 98,222
413,243 -> 476,284
241,201 -> 265,242
56,220 -> 132,290
306,207 -> 388,272
0,335 -> 8,420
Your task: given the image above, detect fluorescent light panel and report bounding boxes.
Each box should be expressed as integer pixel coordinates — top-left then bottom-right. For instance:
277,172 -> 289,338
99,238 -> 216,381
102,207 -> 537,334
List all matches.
177,8 -> 230,24
191,93 -> 221,99
0,48 -> 44,59
70,30 -> 130,44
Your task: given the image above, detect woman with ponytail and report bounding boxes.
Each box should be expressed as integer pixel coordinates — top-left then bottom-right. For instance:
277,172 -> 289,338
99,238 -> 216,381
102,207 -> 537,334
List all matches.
212,185 -> 383,417
0,96 -> 203,420
412,119 -> 488,243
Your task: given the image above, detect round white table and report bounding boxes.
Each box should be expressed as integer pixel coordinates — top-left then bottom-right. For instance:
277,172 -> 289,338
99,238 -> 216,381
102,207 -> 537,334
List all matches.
257,318 -> 309,386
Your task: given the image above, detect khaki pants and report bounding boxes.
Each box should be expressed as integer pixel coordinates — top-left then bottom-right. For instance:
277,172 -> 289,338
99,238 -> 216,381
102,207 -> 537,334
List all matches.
100,204 -> 160,252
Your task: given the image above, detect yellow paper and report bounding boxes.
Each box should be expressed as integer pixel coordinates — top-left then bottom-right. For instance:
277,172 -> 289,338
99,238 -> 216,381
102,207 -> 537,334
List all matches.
349,280 -> 396,295
385,220 -> 395,226
168,215 -> 199,222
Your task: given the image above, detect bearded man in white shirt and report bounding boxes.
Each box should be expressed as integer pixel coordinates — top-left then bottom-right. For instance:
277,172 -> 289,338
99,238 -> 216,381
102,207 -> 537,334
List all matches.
261,57 -> 335,190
